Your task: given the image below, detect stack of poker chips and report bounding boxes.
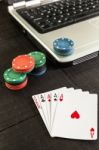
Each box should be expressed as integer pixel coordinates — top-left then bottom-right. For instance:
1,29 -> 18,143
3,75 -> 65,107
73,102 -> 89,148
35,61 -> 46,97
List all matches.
4,68 -> 28,90
28,51 -> 47,76
53,38 -> 74,56
3,52 -> 47,90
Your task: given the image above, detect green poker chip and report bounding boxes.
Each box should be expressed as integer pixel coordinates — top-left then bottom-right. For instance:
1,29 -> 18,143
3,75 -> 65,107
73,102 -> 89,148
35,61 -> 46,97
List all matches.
3,68 -> 27,84
28,51 -> 46,68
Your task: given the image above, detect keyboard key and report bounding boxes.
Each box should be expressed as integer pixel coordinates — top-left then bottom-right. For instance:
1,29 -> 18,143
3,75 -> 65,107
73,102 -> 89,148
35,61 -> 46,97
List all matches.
17,0 -> 99,33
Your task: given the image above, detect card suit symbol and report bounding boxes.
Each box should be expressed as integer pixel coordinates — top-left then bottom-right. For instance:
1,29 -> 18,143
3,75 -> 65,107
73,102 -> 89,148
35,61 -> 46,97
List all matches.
54,93 -> 57,101
41,95 -> 45,102
71,111 -> 80,119
90,128 -> 94,132
41,99 -> 45,102
47,94 -> 51,102
59,94 -> 63,101
33,96 -> 41,109
54,98 -> 57,101
90,128 -> 95,138
41,95 -> 43,99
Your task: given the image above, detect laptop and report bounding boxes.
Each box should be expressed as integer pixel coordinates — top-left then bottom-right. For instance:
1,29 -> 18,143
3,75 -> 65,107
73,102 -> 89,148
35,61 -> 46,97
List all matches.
8,0 -> 99,64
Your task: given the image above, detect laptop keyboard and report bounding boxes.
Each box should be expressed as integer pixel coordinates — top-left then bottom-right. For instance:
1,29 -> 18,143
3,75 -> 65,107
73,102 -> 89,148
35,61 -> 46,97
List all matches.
17,0 -> 99,33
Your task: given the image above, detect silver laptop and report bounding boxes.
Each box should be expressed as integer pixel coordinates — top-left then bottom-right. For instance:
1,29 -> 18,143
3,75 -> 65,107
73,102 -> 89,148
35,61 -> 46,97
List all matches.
8,0 -> 99,64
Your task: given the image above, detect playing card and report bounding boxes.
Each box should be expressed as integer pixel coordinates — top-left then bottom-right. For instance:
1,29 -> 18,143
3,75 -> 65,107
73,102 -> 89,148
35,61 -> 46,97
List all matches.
44,91 -> 52,131
50,88 -> 63,130
32,95 -> 50,134
50,87 -> 74,131
51,88 -> 86,132
51,92 -> 98,140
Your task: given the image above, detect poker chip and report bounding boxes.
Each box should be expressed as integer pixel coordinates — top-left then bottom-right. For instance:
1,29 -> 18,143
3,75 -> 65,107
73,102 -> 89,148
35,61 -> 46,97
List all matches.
53,38 -> 74,56
30,64 -> 47,76
28,51 -> 46,68
13,66 -> 34,74
3,51 -> 47,90
3,68 -> 27,84
12,54 -> 35,73
32,68 -> 47,76
5,77 -> 28,90
28,51 -> 47,76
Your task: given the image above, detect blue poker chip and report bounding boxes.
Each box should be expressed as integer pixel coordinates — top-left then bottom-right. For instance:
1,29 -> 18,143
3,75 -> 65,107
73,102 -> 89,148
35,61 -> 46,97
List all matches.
32,68 -> 47,76
53,38 -> 74,56
30,65 -> 47,76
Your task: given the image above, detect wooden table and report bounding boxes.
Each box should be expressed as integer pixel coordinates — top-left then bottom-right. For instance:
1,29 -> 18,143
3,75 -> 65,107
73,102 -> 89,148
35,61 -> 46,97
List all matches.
0,2 -> 99,150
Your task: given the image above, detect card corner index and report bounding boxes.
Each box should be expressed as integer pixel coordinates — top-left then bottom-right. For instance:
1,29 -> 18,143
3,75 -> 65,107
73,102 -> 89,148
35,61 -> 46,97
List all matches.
32,95 -> 42,109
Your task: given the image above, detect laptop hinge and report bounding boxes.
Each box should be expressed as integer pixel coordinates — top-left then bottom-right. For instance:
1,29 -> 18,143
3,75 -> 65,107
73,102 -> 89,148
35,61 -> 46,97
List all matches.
13,0 -> 26,9
40,0 -> 60,5
13,0 -> 60,9
26,0 -> 60,7
40,0 -> 54,5
26,0 -> 40,7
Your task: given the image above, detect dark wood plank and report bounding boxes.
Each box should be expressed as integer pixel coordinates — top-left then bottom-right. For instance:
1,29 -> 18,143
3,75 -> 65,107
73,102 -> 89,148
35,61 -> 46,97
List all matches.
62,57 -> 99,94
0,115 -> 98,150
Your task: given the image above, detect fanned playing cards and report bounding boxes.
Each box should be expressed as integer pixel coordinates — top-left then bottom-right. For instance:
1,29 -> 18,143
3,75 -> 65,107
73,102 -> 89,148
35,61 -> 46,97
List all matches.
32,87 -> 98,140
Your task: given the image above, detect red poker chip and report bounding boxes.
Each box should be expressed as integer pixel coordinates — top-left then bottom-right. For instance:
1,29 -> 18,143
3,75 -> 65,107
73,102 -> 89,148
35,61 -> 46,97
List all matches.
5,78 -> 28,90
12,55 -> 35,72
13,65 -> 34,73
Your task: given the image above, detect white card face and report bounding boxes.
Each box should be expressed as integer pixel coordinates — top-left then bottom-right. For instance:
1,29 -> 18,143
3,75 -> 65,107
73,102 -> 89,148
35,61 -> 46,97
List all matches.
51,93 -> 98,140
44,91 -> 52,130
32,95 -> 50,134
38,93 -> 51,131
50,87 -> 66,130
44,87 -> 70,131
50,89 -> 59,130
50,87 -> 74,131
